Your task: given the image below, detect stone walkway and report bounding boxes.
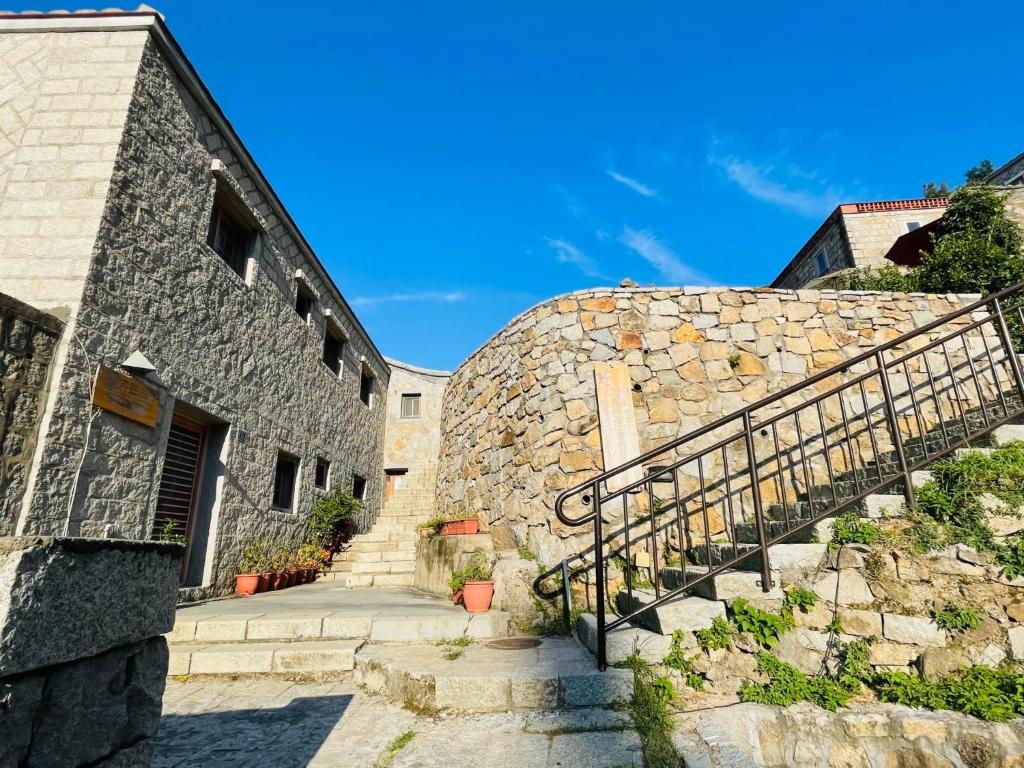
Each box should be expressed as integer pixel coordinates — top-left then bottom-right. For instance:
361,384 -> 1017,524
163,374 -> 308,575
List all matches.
156,678 -> 643,768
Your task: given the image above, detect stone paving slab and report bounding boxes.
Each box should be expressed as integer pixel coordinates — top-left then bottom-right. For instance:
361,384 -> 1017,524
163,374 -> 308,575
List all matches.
155,678 -> 641,768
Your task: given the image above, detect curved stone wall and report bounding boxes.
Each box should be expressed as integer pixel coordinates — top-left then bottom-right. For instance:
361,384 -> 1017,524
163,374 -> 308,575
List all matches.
435,286 -> 973,565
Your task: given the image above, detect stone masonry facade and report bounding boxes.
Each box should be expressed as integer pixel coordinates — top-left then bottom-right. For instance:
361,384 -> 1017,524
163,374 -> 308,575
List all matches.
435,286 -> 983,566
0,294 -> 61,536
0,15 -> 389,599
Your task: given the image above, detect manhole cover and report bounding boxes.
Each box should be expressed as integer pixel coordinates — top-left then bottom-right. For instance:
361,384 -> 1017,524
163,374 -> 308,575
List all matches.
486,637 -> 541,650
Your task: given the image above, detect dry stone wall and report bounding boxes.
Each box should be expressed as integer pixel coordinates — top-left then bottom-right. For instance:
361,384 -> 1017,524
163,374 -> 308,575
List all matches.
436,287 -> 984,566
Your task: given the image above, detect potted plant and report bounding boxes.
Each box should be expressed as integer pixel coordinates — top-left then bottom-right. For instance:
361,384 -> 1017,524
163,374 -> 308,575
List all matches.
418,516 -> 445,539
441,514 -> 479,536
234,538 -> 265,596
298,543 -> 323,583
308,486 -> 363,555
270,546 -> 289,590
449,551 -> 494,613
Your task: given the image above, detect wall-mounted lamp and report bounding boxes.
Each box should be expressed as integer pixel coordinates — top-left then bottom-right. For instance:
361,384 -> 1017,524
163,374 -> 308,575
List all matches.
121,350 -> 156,375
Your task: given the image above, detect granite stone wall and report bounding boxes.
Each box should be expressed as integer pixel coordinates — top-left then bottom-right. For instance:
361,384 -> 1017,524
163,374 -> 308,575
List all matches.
435,287 -> 987,566
0,536 -> 181,768
0,293 -> 62,536
14,34 -> 389,598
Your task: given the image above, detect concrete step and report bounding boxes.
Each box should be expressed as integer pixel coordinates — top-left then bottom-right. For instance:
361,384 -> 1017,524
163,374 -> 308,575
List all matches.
614,589 -> 725,635
575,613 -> 678,664
689,542 -> 827,573
354,637 -> 630,713
169,639 -> 364,677
321,572 -> 416,587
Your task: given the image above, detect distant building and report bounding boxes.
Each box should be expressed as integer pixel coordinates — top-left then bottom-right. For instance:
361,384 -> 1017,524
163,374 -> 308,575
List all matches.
989,152 -> 1024,187
770,199 -> 948,289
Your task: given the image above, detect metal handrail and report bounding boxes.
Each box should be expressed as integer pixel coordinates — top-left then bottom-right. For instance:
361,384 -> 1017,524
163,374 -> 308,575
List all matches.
552,282 -> 1024,669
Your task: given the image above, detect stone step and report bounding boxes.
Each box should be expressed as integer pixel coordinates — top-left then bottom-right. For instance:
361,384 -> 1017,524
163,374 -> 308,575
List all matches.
168,639 -> 364,677
354,637 -> 631,713
167,609 -> 511,646
662,566 -> 784,606
321,572 -> 416,588
992,423 -> 1024,446
689,542 -> 827,573
615,588 -> 725,635
575,613 -> 678,664
734,516 -> 833,545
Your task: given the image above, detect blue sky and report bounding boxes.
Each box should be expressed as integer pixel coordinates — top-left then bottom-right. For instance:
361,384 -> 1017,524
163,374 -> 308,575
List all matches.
24,2 -> 1024,369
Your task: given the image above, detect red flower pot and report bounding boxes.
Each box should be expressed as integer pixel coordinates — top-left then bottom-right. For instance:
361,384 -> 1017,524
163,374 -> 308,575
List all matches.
286,570 -> 298,588
306,567 -> 317,583
235,574 -> 260,596
451,589 -> 464,606
271,570 -> 287,590
442,519 -> 479,536
462,581 -> 494,613
257,572 -> 272,592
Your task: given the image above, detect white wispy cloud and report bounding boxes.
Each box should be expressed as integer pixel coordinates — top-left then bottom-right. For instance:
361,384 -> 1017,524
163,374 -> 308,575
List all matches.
709,154 -> 843,217
606,170 -> 658,198
619,227 -> 711,285
545,237 -> 607,279
351,291 -> 466,307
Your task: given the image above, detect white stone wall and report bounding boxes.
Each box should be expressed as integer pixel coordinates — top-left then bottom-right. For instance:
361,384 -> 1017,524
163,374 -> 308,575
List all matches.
10,31 -> 389,598
0,30 -> 145,311
383,359 -> 448,473
844,208 -> 945,269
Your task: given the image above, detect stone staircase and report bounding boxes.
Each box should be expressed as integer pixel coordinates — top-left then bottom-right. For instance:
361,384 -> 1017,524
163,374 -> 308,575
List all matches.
324,464 -> 437,587
576,422 -> 1024,665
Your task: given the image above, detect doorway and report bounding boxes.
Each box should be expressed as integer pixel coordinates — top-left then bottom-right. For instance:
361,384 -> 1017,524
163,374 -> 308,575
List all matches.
384,468 -> 407,502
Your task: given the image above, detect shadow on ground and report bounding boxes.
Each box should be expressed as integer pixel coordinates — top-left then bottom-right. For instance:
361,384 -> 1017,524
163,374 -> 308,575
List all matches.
153,695 -> 352,768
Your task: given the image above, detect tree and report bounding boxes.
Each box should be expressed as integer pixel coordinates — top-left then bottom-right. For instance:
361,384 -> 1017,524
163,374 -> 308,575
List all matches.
916,184 -> 1024,295
923,181 -> 950,199
965,159 -> 995,184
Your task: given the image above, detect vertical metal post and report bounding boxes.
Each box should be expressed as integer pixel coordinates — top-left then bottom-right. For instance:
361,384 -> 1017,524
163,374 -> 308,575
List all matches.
743,412 -> 772,591
591,481 -> 606,670
876,350 -> 915,510
560,559 -> 573,633
994,298 -> 1024,399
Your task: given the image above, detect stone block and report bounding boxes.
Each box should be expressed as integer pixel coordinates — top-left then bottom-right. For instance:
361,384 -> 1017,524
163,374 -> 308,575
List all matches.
616,589 -> 726,633
1009,626 -> 1024,661
187,643 -> 276,675
271,640 -> 359,673
869,642 -> 921,668
812,569 -> 874,606
192,618 -> 250,642
0,674 -> 44,768
434,675 -> 510,712
882,614 -> 947,647
321,615 -> 373,638
510,676 -> 559,709
767,543 -> 827,571
466,612 -> 511,639
837,608 -> 882,637
576,613 -> 674,664
0,537 -> 182,676
691,570 -> 783,604
246,615 -> 323,640
861,495 -> 904,519
559,669 -> 632,707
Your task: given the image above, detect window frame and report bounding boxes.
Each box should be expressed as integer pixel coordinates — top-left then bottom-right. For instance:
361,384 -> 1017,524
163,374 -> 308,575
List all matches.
813,249 -> 828,276
906,221 -> 921,232
400,393 -> 421,419
206,187 -> 257,281
359,366 -> 374,408
352,473 -> 367,501
323,324 -> 346,378
314,457 -> 330,490
295,281 -> 316,325
271,451 -> 300,512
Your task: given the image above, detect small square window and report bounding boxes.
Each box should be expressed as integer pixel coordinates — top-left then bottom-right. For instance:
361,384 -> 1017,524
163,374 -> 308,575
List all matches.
296,283 -> 315,324
906,221 -> 921,232
207,189 -> 256,278
401,393 -> 421,418
272,452 -> 299,511
314,457 -> 330,490
814,250 -> 828,275
352,474 -> 366,501
359,368 -> 374,407
323,327 -> 345,376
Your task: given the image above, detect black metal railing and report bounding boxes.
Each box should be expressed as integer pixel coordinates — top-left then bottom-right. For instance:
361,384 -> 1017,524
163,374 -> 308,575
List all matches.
555,283 -> 1024,669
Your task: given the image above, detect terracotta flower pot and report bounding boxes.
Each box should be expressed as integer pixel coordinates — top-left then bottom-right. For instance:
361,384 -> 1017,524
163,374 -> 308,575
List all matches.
286,569 -> 298,588
462,581 -> 494,613
257,572 -> 272,592
271,570 -> 287,590
235,574 -> 260,596
451,588 -> 464,606
307,567 -> 317,582
442,519 -> 479,536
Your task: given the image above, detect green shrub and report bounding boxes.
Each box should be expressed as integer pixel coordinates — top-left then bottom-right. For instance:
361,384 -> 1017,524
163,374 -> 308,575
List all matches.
997,536 -> 1024,580
782,587 -> 818,615
931,603 -> 980,633
308,486 -> 362,545
663,630 -> 705,691
873,670 -> 947,709
622,655 -> 681,768
695,616 -> 732,652
828,265 -> 919,292
729,599 -> 794,650
449,550 -> 492,592
738,653 -> 852,711
830,512 -> 883,547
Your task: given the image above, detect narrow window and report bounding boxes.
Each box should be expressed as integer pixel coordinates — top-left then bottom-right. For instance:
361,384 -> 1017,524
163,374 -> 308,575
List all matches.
207,188 -> 255,278
314,457 -> 330,490
401,393 -> 421,419
352,474 -> 366,501
272,452 -> 299,511
906,221 -> 921,232
295,282 -> 315,324
359,367 -> 374,407
814,250 -> 828,275
323,327 -> 345,376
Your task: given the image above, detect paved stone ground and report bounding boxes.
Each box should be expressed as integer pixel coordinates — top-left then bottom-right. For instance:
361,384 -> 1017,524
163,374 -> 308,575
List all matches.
156,678 -> 643,768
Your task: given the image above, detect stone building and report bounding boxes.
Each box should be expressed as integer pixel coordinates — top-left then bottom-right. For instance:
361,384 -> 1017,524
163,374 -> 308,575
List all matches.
770,199 -> 948,289
0,10 -> 389,599
990,150 -> 1024,187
